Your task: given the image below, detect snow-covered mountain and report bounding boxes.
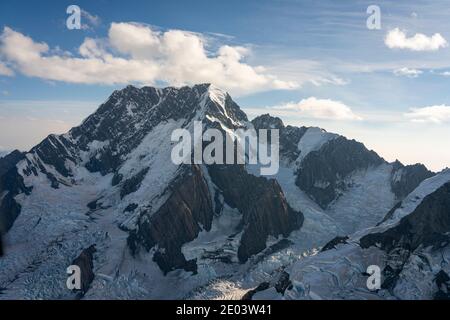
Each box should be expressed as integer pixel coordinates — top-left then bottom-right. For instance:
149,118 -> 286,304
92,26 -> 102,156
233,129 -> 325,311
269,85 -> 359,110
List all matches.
0,84 -> 443,299
238,169 -> 450,300
0,150 -> 12,159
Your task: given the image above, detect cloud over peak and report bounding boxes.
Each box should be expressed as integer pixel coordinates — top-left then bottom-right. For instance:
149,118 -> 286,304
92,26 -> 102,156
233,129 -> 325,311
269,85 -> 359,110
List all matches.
0,24 -> 299,96
385,28 -> 448,51
274,97 -> 362,121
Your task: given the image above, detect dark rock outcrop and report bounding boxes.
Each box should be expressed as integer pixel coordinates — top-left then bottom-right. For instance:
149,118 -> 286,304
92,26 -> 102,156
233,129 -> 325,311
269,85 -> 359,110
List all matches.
71,84 -> 248,177
275,271 -> 293,295
390,161 -> 434,200
128,161 -> 303,273
208,164 -> 303,263
120,167 -> 149,198
296,137 -> 384,208
251,114 -> 308,162
71,245 -> 96,296
241,282 -> 270,300
0,150 -> 24,177
251,114 -> 284,130
434,270 -> 450,300
321,236 -> 349,252
128,165 -> 214,274
30,135 -> 76,178
360,182 -> 450,252
0,151 -> 31,234
241,270 -> 292,300
378,201 -> 403,225
0,233 -> 3,257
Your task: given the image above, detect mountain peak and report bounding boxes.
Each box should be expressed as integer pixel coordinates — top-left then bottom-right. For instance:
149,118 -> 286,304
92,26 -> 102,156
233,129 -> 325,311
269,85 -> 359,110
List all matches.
251,113 -> 285,130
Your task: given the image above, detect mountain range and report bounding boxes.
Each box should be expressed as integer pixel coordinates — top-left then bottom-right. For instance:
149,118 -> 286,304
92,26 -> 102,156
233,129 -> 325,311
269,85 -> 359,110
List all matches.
0,84 -> 448,300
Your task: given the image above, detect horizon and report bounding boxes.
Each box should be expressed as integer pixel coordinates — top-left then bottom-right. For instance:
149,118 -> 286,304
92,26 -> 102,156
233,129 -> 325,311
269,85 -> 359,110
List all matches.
0,82 -> 446,173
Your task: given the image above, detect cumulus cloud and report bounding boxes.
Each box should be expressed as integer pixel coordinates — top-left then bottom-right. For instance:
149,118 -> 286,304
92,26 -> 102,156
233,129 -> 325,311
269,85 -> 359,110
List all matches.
0,24 -> 298,95
274,97 -> 362,120
385,28 -> 448,51
405,105 -> 450,124
0,61 -> 13,76
393,67 -> 422,78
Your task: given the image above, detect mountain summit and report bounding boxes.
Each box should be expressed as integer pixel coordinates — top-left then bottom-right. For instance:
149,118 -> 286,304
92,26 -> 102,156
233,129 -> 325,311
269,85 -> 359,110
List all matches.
0,84 -> 444,300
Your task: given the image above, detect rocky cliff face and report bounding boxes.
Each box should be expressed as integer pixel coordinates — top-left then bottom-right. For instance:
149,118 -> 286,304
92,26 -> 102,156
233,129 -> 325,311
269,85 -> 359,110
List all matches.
358,181 -> 450,292
128,165 -> 214,274
390,161 -> 434,200
251,114 -> 308,162
208,164 -> 303,263
295,136 -> 385,208
71,245 -> 96,297
128,162 -> 303,272
360,182 -> 450,252
0,150 -> 31,234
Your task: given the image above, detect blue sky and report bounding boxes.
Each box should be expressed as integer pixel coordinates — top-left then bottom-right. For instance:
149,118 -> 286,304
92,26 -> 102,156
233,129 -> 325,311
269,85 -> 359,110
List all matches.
0,0 -> 450,171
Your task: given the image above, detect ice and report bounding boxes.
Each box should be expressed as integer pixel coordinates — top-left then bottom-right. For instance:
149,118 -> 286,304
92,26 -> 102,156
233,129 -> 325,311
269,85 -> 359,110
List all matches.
296,127 -> 337,162
326,163 -> 396,235
359,168 -> 450,236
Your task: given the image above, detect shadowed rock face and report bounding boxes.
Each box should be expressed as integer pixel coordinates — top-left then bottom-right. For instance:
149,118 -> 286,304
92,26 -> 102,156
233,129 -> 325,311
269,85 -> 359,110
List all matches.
0,233 -> 3,257
128,163 -> 303,273
253,113 -> 433,213
0,150 -> 24,177
128,165 -> 214,274
208,164 -> 303,263
74,85 -> 212,175
391,161 -> 435,200
434,270 -> 450,300
321,236 -> 349,252
359,182 -> 450,292
0,150 -> 31,234
30,135 -> 76,178
71,245 -> 96,296
251,114 -> 308,162
360,182 -> 450,253
120,167 -> 150,199
73,84 -> 248,176
296,136 -> 384,208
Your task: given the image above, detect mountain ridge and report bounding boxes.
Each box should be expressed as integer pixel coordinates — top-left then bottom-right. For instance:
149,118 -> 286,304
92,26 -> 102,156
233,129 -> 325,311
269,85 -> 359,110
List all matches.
0,84 -> 442,299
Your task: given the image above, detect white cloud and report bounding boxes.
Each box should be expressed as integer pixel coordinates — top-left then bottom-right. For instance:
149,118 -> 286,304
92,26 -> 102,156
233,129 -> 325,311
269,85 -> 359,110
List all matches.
405,105 -> 450,123
0,61 -> 13,76
263,59 -> 349,88
273,97 -> 362,120
385,28 -> 448,51
0,24 -> 298,96
81,9 -> 101,30
439,71 -> 450,76
393,67 -> 422,78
